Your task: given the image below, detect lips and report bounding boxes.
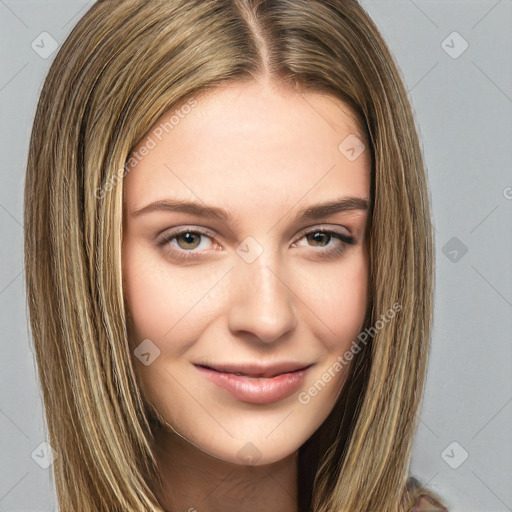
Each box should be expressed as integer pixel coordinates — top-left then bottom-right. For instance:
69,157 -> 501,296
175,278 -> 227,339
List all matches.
194,362 -> 313,404
194,362 -> 313,379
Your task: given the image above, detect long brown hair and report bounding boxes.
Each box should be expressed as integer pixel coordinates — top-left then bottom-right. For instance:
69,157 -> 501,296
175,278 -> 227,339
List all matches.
24,1 -> 446,510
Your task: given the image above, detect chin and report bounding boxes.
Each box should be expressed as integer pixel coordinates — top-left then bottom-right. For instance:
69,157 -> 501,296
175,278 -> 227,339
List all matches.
200,436 -> 301,467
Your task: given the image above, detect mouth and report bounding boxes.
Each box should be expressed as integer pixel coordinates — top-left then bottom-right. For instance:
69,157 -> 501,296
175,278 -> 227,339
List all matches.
194,362 -> 314,404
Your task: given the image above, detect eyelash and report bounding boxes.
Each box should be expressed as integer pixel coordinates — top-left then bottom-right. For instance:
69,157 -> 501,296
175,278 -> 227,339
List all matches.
156,226 -> 356,262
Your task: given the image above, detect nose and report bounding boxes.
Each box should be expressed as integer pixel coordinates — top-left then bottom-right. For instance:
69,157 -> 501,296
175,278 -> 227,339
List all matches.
227,255 -> 298,344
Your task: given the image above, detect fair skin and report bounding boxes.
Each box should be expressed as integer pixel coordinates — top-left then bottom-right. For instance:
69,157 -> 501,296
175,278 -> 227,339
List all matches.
122,78 -> 370,512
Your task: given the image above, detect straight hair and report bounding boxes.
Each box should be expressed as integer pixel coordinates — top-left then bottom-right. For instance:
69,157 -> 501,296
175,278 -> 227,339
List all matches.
24,1 -> 447,510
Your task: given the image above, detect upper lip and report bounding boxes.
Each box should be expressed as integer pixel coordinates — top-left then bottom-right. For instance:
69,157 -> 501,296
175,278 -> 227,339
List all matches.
195,362 -> 313,378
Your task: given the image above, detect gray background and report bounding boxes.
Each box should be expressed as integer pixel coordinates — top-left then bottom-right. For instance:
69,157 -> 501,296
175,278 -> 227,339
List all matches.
0,1 -> 511,510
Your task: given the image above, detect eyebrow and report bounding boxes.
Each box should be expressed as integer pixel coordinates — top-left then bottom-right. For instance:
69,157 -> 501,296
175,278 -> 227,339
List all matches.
129,196 -> 369,224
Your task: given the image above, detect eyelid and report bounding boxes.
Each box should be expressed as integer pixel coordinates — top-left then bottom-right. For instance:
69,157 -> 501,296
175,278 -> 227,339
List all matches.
293,223 -> 353,242
155,225 -> 216,243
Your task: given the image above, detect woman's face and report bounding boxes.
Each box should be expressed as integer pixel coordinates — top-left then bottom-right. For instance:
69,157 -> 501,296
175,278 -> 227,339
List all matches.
122,80 -> 370,466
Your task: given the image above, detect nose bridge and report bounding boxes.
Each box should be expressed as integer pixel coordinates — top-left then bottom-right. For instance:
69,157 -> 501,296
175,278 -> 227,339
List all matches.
227,238 -> 298,343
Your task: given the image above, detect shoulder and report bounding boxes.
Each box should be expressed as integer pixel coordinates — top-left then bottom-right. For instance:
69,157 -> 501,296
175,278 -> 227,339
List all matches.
411,494 -> 448,511
405,476 -> 448,512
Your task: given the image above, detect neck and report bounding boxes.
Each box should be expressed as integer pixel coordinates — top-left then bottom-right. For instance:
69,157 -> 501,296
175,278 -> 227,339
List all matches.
150,424 -> 299,512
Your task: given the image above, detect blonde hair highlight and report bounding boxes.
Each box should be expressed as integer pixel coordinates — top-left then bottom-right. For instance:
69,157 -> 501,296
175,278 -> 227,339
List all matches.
24,0 -> 446,510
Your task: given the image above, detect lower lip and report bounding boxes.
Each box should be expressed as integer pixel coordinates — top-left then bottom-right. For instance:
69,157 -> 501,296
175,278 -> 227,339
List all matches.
195,365 -> 310,404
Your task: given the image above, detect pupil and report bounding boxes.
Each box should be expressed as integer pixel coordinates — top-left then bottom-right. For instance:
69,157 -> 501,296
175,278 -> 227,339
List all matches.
309,232 -> 329,246
179,232 -> 199,249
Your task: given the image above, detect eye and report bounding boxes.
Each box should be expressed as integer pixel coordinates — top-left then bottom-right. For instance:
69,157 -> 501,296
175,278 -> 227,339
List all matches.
156,227 -> 217,260
292,228 -> 356,258
156,226 -> 356,261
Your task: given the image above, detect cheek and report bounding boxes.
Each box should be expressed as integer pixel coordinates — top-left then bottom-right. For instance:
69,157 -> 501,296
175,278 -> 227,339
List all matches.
123,242 -> 179,346
295,255 -> 368,411
298,250 -> 369,351
122,242 -> 223,350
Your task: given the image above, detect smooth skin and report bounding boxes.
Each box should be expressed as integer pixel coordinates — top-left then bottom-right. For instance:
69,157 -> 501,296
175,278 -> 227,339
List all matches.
122,78 -> 371,512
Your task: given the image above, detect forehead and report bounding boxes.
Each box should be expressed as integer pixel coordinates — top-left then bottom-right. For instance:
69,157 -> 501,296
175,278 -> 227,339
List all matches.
123,81 -> 370,216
